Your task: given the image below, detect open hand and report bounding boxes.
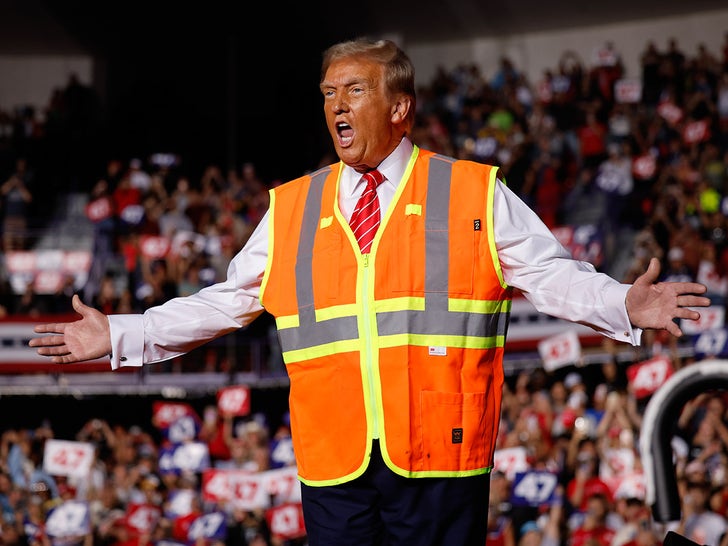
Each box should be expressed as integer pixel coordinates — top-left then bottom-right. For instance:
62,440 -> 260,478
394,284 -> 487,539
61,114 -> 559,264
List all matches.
625,257 -> 710,337
29,294 -> 112,363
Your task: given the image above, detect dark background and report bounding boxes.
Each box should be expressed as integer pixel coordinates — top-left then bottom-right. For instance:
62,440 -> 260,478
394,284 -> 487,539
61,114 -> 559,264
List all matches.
4,0 -> 727,186
0,389 -> 292,441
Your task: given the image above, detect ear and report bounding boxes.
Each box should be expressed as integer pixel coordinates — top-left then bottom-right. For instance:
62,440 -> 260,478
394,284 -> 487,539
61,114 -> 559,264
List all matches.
390,95 -> 412,125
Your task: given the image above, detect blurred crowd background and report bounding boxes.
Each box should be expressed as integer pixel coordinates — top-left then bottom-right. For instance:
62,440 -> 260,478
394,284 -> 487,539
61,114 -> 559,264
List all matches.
2,29 -> 728,546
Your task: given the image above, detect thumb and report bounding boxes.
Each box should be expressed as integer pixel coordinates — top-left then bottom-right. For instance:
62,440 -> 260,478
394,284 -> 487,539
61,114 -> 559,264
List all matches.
71,294 -> 88,316
637,257 -> 661,286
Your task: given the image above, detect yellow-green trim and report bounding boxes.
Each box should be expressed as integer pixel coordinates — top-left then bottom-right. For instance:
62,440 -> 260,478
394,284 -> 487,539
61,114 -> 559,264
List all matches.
449,297 -> 511,314
405,203 -> 422,216
332,162 -> 364,257
315,303 -> 358,321
374,296 -> 426,313
367,146 -> 420,442
486,166 -> 508,289
259,188 -> 277,304
276,314 -> 300,329
362,258 -> 380,440
298,456 -> 372,487
379,444 -> 494,478
282,339 -> 361,363
378,333 -> 506,349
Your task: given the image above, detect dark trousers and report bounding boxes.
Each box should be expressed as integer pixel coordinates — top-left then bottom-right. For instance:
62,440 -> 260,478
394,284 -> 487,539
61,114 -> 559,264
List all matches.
300,440 -> 491,546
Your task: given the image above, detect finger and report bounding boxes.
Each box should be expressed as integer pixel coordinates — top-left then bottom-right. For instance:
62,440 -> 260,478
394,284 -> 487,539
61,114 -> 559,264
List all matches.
666,321 -> 683,338
29,334 -> 67,347
35,345 -> 70,357
677,295 -> 711,308
33,324 -> 66,335
670,283 -> 709,296
674,308 -> 701,321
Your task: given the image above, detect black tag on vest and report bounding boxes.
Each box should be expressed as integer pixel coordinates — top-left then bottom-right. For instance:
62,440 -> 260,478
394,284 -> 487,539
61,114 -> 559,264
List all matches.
452,428 -> 463,444
473,219 -> 481,231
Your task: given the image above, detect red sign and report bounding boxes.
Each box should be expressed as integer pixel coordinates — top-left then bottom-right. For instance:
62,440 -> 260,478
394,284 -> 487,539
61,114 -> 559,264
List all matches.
85,196 -> 113,222
140,235 -> 171,259
152,401 -> 198,428
682,119 -> 710,145
125,504 -> 162,534
217,385 -> 251,416
657,102 -> 683,126
626,355 -> 673,399
266,503 -> 306,540
632,154 -> 657,180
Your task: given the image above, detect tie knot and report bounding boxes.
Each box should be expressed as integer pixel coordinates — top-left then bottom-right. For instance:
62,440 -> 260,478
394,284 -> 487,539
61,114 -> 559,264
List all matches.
362,169 -> 385,189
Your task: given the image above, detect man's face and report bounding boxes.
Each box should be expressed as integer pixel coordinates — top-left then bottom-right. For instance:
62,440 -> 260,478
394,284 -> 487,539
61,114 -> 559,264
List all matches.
320,56 -> 401,173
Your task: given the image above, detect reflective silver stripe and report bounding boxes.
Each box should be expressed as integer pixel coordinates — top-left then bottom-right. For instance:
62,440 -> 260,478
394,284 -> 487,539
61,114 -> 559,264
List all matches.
377,155 -> 508,340
278,166 -> 359,351
426,155 -> 453,295
377,306 -> 508,338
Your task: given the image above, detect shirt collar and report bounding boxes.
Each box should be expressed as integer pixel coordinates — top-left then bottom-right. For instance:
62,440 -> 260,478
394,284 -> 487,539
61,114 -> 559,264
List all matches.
341,137 -> 414,197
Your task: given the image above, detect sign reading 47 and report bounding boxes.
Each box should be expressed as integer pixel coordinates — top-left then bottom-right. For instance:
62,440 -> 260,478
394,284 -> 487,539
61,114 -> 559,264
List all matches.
511,470 -> 559,507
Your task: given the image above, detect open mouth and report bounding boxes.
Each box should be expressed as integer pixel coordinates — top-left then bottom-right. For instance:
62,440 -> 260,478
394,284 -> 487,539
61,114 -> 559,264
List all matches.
336,122 -> 354,146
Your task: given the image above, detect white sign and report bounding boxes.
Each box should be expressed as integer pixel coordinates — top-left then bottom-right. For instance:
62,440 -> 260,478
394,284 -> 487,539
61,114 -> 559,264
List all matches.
43,440 -> 95,479
538,330 -> 582,371
615,79 -> 642,103
681,305 -> 725,335
493,446 -> 529,481
202,466 -> 300,510
45,500 -> 90,538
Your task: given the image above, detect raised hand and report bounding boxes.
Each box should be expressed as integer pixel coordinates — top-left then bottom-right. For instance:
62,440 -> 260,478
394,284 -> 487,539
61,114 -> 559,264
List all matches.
625,257 -> 711,337
29,294 -> 112,364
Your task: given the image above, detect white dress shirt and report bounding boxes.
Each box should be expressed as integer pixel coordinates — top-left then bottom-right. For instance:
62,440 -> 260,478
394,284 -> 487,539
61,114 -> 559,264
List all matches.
108,138 -> 639,369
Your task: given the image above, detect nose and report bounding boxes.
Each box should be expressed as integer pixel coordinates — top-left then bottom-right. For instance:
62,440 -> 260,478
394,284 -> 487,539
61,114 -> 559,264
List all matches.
332,97 -> 348,114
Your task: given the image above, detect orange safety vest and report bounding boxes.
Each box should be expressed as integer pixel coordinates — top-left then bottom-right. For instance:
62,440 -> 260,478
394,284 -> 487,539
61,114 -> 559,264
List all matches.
260,146 -> 512,486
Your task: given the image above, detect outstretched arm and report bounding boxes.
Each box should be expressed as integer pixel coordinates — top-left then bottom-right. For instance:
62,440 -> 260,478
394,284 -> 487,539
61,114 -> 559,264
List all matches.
625,257 -> 710,337
29,294 -> 111,364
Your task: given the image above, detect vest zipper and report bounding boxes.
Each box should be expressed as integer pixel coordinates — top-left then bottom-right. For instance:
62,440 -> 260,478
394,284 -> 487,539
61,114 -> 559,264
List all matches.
362,254 -> 380,439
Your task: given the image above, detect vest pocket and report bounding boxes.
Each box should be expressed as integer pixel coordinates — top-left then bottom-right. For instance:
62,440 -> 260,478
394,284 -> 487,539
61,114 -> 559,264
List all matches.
419,390 -> 488,471
448,219 -> 476,296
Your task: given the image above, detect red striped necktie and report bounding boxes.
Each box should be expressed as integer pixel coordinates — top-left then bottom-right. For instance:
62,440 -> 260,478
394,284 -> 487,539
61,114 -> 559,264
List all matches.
349,169 -> 385,253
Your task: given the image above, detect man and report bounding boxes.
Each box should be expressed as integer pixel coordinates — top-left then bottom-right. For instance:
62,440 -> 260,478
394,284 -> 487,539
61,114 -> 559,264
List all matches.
30,38 -> 710,545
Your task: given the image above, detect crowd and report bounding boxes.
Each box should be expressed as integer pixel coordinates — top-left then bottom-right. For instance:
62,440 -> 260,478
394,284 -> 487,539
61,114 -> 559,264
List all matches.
2,31 -> 728,545
0,405 -> 301,546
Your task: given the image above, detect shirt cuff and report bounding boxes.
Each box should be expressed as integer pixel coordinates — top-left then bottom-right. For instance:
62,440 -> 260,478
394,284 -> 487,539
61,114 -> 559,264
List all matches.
608,282 -> 642,346
108,314 -> 145,370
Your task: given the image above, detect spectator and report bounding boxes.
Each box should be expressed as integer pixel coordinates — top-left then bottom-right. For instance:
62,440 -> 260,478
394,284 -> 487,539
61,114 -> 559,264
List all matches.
0,157 -> 34,251
487,501 -> 516,546
672,474 -> 728,545
566,438 -> 612,514
2,429 -> 59,500
610,496 -> 657,546
662,246 -> 694,283
568,492 -> 617,546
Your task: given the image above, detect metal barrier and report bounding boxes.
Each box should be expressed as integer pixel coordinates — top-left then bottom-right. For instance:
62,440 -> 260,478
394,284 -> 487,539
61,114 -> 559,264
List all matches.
640,359 -> 728,523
